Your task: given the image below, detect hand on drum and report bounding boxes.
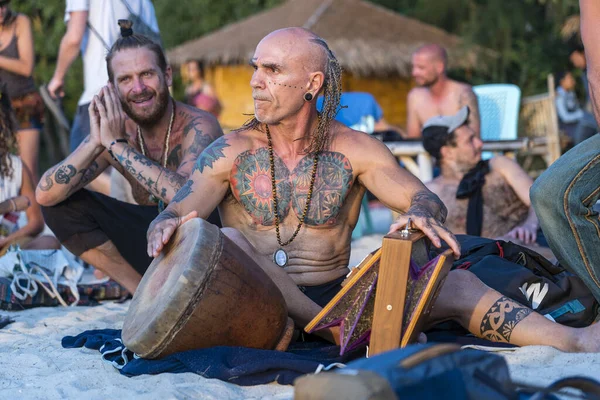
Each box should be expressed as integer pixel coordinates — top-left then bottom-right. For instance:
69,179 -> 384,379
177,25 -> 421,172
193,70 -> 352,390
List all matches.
388,213 -> 461,259
147,211 -> 198,257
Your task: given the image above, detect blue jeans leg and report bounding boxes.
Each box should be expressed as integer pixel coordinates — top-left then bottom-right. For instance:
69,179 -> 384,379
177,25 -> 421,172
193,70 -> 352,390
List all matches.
69,103 -> 91,152
531,134 -> 600,301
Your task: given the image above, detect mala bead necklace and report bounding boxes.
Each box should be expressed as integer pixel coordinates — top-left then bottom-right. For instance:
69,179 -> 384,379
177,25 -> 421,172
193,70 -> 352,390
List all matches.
266,124 -> 319,267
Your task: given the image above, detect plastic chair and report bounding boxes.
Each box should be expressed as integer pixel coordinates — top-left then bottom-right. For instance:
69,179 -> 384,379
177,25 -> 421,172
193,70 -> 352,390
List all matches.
473,84 -> 521,141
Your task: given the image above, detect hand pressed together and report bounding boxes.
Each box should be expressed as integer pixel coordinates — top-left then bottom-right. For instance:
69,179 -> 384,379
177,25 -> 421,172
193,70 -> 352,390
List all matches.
92,84 -> 127,149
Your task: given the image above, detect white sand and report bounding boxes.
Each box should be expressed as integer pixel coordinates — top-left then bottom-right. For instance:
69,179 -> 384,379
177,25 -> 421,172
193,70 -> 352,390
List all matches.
0,302 -> 293,400
1,234 -> 598,399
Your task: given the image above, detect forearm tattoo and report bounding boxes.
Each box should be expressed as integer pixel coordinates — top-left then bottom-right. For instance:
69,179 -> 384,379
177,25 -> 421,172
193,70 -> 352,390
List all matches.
117,145 -> 185,200
407,190 -> 448,223
39,165 -> 59,191
172,179 -> 194,204
193,137 -> 230,174
149,208 -> 180,233
479,296 -> 533,343
55,165 -> 77,184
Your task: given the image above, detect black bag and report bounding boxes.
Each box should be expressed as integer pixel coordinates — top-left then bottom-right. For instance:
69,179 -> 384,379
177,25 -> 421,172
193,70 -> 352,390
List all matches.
295,344 -> 514,400
295,343 -> 600,400
450,235 -> 598,327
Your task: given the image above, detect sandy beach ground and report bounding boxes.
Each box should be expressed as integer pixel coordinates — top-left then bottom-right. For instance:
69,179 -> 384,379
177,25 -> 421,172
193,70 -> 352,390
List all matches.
1,210 -> 599,399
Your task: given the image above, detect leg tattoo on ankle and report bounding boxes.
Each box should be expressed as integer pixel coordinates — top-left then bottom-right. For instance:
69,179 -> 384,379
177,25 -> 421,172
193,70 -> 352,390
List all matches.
480,296 -> 533,343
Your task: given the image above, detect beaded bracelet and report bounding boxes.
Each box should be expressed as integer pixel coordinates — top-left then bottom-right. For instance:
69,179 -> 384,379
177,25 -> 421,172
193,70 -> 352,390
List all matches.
9,198 -> 17,212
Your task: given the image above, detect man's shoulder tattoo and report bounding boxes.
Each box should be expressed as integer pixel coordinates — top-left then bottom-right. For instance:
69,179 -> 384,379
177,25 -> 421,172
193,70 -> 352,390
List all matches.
192,136 -> 230,174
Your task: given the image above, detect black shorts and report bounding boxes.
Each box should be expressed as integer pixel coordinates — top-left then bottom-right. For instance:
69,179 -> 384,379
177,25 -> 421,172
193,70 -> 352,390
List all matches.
299,275 -> 346,308
42,189 -> 221,275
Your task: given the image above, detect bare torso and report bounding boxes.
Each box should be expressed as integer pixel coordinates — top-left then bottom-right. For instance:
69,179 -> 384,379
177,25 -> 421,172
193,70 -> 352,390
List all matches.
427,169 -> 529,239
218,124 -> 368,286
411,80 -> 474,128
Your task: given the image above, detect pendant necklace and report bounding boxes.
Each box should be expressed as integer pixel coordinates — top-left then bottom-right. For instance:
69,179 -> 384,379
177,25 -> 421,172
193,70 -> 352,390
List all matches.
138,98 -> 175,213
266,124 -> 319,267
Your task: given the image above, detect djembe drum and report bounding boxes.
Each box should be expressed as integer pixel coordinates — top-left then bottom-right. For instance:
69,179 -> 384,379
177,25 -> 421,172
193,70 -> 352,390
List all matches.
122,218 -> 294,359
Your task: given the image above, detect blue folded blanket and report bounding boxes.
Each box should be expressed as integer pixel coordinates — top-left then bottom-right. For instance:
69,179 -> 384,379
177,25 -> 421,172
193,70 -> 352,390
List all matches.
62,329 -> 365,386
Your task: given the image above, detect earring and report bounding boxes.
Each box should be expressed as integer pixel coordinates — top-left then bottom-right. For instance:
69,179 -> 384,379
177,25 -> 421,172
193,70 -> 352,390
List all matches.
304,92 -> 313,101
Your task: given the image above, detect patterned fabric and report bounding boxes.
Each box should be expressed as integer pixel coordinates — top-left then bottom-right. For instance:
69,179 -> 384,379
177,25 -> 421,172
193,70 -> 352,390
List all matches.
0,277 -> 126,310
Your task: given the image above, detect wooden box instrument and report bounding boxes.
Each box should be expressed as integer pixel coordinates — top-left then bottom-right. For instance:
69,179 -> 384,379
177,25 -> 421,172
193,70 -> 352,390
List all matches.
305,230 -> 454,357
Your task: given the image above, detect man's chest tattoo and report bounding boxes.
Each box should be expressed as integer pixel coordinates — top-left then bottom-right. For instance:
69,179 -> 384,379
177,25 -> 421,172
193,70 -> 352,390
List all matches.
230,148 -> 353,226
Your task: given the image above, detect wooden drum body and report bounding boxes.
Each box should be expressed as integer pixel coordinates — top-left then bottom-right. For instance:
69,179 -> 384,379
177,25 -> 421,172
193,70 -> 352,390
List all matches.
122,218 -> 293,359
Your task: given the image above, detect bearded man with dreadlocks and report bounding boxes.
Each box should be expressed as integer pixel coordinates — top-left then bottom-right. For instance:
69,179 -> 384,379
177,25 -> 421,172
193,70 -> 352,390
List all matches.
146,28 -> 600,351
36,21 -> 222,295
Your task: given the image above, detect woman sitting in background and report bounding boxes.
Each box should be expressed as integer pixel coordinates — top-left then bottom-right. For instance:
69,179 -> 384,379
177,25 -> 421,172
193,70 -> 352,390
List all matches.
555,70 -> 598,146
0,1 -> 44,183
183,59 -> 222,118
0,90 -> 59,255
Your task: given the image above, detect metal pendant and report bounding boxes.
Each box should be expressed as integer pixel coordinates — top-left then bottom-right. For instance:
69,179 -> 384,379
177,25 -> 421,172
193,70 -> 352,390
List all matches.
273,248 -> 288,267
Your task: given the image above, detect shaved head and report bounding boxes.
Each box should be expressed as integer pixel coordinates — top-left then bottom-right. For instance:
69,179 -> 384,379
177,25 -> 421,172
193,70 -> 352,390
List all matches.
259,27 -> 329,77
414,44 -> 448,69
244,27 -> 342,153
411,44 -> 448,87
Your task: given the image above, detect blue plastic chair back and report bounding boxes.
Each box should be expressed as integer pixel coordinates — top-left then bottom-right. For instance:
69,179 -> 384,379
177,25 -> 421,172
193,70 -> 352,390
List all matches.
473,84 -> 521,141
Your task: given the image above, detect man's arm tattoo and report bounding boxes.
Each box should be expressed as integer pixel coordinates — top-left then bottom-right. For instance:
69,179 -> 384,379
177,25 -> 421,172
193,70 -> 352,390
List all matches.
480,296 -> 533,343
149,208 -> 181,233
172,179 -> 194,204
117,144 -> 186,200
407,190 -> 448,223
459,89 -> 481,132
193,137 -> 230,174
54,165 -> 77,184
39,165 -> 59,191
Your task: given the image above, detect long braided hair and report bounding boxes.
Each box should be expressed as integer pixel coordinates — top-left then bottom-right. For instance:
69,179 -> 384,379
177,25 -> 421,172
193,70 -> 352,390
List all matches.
240,35 -> 343,154
0,86 -> 17,179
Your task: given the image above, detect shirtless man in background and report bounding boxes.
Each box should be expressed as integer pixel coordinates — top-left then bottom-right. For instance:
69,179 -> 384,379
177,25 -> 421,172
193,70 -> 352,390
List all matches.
422,106 -> 553,259
406,44 -> 480,139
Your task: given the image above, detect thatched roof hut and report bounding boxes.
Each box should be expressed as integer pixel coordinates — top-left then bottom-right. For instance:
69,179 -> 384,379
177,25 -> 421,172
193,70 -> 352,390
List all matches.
167,0 -> 476,128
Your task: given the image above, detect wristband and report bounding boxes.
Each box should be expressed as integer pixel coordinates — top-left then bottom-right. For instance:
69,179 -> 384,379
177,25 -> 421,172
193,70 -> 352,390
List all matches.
9,198 -> 16,212
108,138 -> 128,161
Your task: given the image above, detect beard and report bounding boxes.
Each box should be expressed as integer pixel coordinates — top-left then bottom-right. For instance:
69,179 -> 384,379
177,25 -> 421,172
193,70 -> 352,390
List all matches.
120,84 -> 170,128
417,74 -> 439,88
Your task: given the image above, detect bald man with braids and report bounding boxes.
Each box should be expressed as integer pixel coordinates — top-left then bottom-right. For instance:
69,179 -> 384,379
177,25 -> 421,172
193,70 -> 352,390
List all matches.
407,44 -> 481,139
147,28 -> 600,351
36,21 -> 222,294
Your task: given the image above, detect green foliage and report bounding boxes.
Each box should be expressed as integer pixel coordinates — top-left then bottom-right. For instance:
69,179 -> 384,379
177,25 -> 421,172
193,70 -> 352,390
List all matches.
371,0 -> 580,95
154,0 -> 282,49
11,0 -> 582,118
12,1 -> 84,118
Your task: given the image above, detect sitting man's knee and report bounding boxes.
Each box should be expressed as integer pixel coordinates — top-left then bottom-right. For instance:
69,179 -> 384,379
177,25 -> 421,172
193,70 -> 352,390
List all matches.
530,177 -> 556,213
446,269 -> 483,291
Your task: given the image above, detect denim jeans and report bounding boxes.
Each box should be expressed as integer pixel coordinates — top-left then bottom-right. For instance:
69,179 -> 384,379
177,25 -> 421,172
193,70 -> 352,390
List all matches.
531,133 -> 600,302
69,102 -> 91,152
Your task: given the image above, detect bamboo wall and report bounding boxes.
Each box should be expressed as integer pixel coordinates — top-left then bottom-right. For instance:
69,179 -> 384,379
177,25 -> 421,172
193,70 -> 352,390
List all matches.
206,65 -> 412,130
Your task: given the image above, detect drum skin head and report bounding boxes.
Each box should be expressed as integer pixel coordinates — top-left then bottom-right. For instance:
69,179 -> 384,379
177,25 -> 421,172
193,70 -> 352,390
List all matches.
122,218 -> 289,358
